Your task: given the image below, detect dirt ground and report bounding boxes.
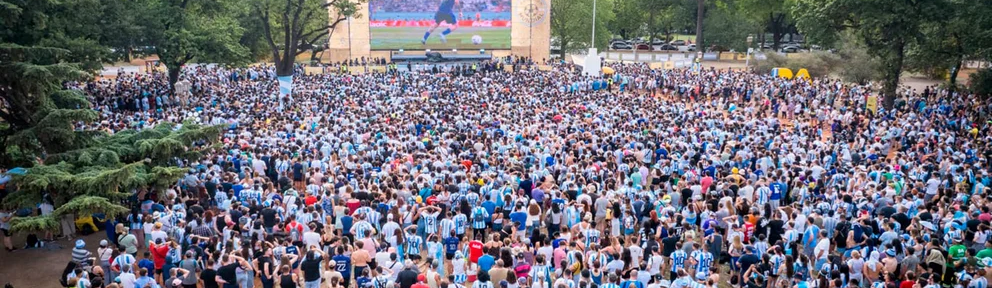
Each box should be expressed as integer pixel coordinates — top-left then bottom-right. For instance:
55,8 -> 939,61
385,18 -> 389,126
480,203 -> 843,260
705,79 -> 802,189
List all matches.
0,232 -> 109,288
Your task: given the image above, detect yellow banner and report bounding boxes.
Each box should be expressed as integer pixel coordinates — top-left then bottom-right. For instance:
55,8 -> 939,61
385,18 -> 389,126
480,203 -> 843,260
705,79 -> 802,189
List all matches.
866,96 -> 878,113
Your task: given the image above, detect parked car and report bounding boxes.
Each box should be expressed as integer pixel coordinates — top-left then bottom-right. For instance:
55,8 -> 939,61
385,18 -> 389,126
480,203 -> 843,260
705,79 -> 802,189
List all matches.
670,40 -> 686,46
635,43 -> 652,51
780,45 -> 800,53
611,42 -> 632,50
687,44 -> 696,51
656,44 -> 678,51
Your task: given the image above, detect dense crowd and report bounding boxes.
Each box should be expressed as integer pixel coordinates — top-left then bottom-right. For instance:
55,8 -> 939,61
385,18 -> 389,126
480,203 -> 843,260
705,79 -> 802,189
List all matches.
12,57 -> 992,288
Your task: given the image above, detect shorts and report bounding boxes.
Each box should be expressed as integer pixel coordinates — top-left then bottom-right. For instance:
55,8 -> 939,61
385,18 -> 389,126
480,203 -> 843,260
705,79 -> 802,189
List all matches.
434,11 -> 456,25
446,253 -> 455,260
1,228 -> 10,237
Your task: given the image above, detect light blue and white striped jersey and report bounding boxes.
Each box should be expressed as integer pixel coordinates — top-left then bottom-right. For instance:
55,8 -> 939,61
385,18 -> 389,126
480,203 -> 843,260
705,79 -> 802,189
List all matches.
671,250 -> 688,272
465,192 -> 480,205
769,254 -> 783,274
972,275 -> 988,288
602,283 -> 621,288
453,214 -> 468,235
422,211 -> 440,234
406,234 -> 423,255
583,229 -> 601,246
242,189 -> 263,205
691,250 -> 713,275
755,186 -> 770,205
439,218 -> 456,238
353,221 -> 374,239
471,207 -> 489,229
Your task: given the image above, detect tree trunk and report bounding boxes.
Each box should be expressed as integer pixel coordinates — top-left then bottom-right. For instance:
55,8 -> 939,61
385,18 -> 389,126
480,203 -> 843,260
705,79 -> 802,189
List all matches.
948,53 -> 963,89
123,47 -> 132,63
558,40 -> 567,59
881,43 -> 905,110
695,0 -> 704,47
275,57 -> 295,77
167,65 -> 181,95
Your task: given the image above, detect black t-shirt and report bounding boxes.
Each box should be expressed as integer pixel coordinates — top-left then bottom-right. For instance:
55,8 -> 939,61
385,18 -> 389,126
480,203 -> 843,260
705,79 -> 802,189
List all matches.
261,208 -> 278,227
738,254 -> 760,272
767,219 -> 785,245
217,263 -> 240,284
892,212 -> 911,231
201,268 -> 219,288
397,269 -> 419,288
662,236 -> 679,256
205,181 -> 218,197
301,256 -> 323,282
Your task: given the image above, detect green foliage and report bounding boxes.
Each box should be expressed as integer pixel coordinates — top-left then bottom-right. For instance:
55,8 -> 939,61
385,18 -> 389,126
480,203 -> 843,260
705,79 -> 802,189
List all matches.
792,0 -> 944,108
9,215 -> 59,234
906,0 -> 992,85
701,0 -> 759,52
834,33 -> 883,85
551,0 -> 615,57
752,52 -> 837,78
3,123 -> 223,232
971,69 -> 992,99
244,0 -> 363,74
138,0 -> 251,87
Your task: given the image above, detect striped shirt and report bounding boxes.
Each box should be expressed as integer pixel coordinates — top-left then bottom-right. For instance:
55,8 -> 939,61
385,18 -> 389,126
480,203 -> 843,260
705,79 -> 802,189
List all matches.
692,251 -> 713,274
671,250 -> 688,272
422,212 -> 440,234
755,186 -> 770,205
768,254 -> 783,275
406,234 -> 423,255
439,218 -> 456,238
242,189 -> 263,205
471,207 -> 489,229
452,214 -> 468,235
353,221 -> 374,239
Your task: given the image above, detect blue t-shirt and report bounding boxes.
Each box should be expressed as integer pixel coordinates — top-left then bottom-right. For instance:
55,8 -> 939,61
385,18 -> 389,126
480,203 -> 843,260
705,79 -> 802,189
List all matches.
478,254 -> 496,271
509,211 -> 528,230
138,258 -> 155,273
341,216 -> 354,235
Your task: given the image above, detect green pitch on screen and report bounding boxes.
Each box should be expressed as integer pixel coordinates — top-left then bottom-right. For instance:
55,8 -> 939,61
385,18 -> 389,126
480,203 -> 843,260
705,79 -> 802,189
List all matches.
371,27 -> 511,50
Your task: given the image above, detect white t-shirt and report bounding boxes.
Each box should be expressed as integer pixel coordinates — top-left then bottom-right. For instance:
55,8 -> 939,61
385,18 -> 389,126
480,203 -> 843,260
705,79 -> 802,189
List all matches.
149,230 -> 168,244
926,179 -> 940,195
628,245 -> 644,266
119,272 -> 137,288
814,238 -> 831,260
303,231 -> 321,248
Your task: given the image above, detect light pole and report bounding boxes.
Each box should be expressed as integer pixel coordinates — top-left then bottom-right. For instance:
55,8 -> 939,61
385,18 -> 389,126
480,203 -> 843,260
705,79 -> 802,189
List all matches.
745,34 -> 754,72
591,0 -> 597,48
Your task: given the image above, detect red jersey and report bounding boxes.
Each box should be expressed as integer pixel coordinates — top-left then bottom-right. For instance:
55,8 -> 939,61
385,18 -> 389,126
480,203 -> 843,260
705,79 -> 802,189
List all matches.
468,240 -> 484,263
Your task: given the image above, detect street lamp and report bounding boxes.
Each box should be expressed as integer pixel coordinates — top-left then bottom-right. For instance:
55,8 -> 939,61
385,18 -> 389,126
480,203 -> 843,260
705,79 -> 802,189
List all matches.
745,35 -> 754,71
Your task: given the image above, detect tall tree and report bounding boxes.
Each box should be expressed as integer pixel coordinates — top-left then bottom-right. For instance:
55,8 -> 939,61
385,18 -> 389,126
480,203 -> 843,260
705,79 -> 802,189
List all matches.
99,0 -> 147,63
1,0 -> 225,233
906,0 -> 992,88
247,0 -> 361,82
608,0 -> 644,40
702,0 -> 758,51
792,0 -> 943,109
139,0 -> 251,91
551,0 -> 615,58
738,0 -> 792,50
695,0 -> 704,47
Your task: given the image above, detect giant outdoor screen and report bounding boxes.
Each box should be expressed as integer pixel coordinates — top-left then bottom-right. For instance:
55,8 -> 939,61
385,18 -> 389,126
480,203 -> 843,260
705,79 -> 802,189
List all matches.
369,0 -> 512,50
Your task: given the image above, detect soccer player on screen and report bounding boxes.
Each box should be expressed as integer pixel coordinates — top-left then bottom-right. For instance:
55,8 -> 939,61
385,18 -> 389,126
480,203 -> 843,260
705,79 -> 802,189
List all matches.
422,0 -> 459,44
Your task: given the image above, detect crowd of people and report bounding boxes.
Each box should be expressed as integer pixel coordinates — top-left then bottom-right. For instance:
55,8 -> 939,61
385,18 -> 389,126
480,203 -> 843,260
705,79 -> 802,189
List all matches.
24,57 -> 992,288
